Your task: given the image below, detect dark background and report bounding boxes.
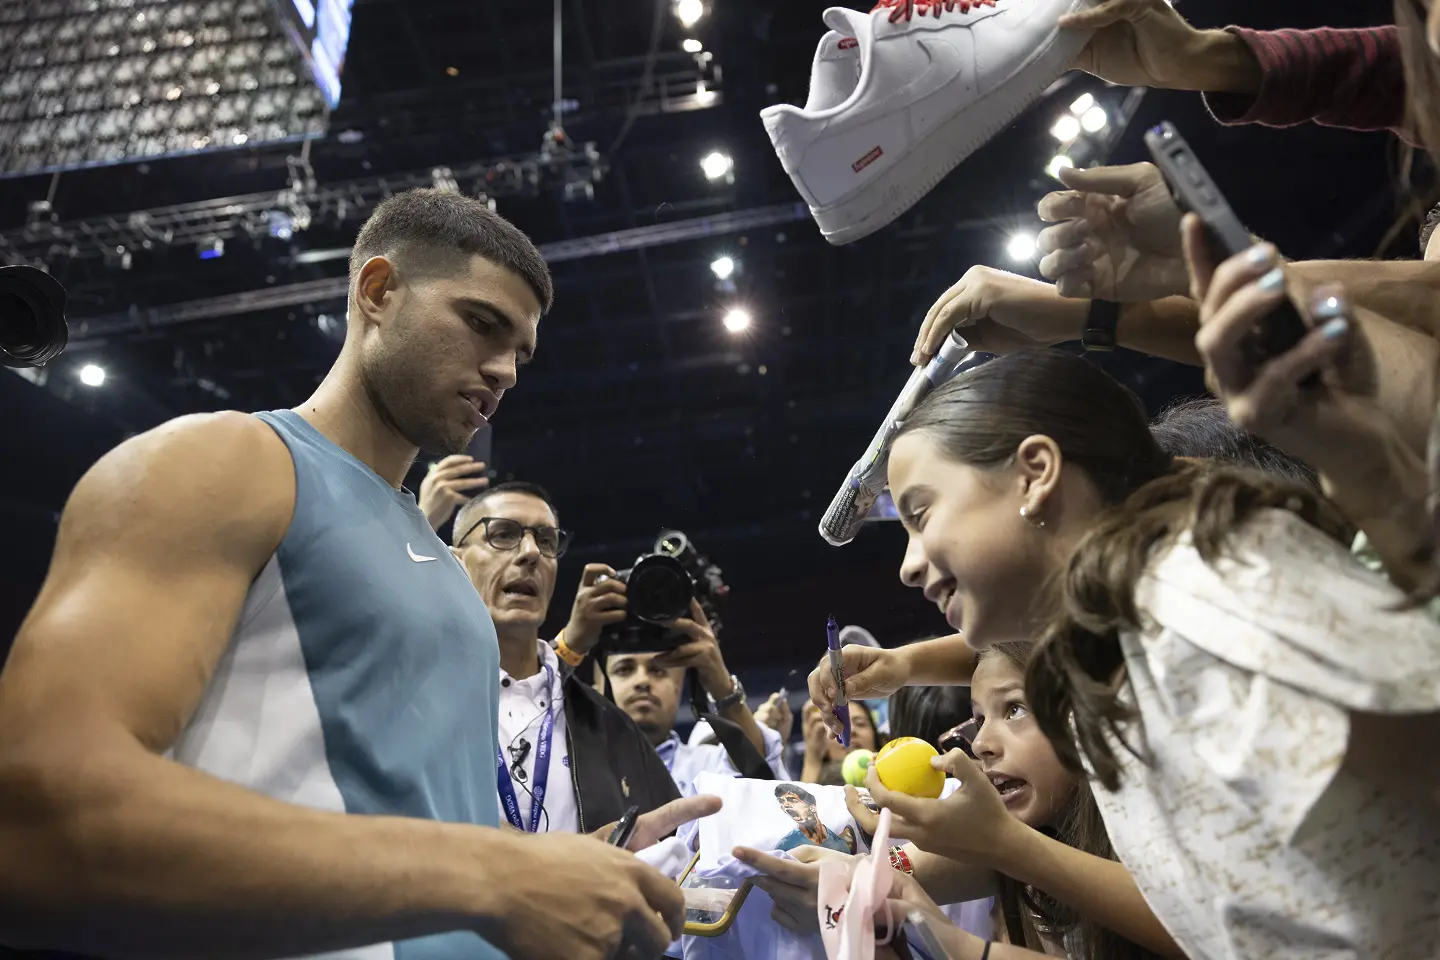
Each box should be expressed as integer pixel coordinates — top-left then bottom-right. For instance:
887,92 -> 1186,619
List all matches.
0,0 -> 1412,687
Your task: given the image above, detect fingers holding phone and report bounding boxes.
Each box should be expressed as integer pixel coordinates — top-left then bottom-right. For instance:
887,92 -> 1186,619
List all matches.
419,455 -> 493,531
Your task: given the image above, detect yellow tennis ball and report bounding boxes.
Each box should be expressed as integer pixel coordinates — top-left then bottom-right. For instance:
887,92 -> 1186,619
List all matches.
841,749 -> 874,787
873,736 -> 944,799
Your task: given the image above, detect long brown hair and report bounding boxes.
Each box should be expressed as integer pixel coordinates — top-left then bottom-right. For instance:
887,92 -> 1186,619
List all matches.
980,643 -> 1158,960
1398,0 -> 1440,160
895,351 -> 1350,790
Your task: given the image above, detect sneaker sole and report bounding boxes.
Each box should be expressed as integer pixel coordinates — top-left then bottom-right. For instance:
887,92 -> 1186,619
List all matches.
813,0 -> 1096,246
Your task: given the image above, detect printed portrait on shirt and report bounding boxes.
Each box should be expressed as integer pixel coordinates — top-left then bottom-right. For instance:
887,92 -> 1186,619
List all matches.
773,782 -> 856,854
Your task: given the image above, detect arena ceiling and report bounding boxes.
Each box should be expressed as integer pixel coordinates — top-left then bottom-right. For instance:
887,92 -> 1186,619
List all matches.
0,0 -> 1408,666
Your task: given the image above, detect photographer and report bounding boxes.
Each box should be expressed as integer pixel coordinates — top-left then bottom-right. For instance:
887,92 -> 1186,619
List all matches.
561,590 -> 790,793
447,482 -> 702,836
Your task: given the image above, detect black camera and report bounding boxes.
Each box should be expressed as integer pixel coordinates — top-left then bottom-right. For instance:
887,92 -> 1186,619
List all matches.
599,530 -> 728,653
0,265 -> 68,368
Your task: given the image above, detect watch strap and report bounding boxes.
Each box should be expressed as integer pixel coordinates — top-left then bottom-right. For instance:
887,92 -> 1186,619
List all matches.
1082,299 -> 1120,352
709,674 -> 745,712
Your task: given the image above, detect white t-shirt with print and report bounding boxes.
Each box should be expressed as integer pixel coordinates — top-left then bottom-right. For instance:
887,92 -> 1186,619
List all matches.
1095,509 -> 1440,960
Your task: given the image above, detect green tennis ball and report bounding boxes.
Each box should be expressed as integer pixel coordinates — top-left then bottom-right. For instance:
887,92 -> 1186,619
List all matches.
842,749 -> 875,787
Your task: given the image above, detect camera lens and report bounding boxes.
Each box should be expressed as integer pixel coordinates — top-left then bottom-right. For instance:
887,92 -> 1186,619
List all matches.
0,291 -> 42,355
626,554 -> 693,624
0,266 -> 68,368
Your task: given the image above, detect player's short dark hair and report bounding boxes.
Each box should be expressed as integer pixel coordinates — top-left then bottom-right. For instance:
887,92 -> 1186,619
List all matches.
775,782 -> 816,806
1421,200 -> 1440,253
350,188 -> 553,312
452,480 -> 561,546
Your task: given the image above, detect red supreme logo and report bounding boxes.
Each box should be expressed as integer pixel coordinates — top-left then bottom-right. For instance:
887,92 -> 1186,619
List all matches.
838,37 -> 858,49
852,146 -> 883,173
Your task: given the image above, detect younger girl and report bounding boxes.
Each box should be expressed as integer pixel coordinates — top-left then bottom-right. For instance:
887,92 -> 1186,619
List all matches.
741,642 -> 1174,960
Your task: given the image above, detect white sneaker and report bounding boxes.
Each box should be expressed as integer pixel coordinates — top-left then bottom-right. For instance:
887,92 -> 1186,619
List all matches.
761,0 -> 1095,245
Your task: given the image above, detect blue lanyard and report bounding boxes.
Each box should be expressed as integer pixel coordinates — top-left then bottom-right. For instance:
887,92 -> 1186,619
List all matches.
496,664 -> 556,833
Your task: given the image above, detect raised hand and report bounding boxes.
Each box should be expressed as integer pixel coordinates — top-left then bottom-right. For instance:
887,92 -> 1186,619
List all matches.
806,645 -> 911,740
418,454 -> 490,530
562,563 -> 629,656
1062,0 -> 1260,94
911,266 -> 1087,366
1037,163 -> 1188,302
846,750 -> 1016,867
754,691 -> 795,742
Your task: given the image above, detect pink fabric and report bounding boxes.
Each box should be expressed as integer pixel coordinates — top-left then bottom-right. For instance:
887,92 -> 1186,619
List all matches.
817,808 -> 899,960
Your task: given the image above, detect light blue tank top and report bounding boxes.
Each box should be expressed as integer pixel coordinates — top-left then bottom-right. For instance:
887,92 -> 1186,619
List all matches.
170,410 -> 506,960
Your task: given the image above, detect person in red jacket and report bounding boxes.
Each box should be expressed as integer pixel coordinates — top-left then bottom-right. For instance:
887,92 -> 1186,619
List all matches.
1064,0 -> 1408,140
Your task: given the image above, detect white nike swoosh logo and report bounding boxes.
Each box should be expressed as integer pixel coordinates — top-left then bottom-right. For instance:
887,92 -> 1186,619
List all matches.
900,36 -> 968,111
407,543 -> 438,563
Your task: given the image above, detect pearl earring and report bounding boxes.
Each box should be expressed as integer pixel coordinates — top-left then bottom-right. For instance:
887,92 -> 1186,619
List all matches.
1020,505 -> 1045,528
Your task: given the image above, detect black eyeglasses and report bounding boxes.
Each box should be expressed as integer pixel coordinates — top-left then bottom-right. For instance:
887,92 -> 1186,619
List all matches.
457,516 -> 572,559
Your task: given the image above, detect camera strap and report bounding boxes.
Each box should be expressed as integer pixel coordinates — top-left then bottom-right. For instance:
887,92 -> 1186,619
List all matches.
688,670 -> 775,781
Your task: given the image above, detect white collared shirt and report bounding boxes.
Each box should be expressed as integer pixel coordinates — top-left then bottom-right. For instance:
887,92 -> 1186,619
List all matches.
496,640 -> 579,834
1096,509 -> 1440,960
655,720 -> 790,796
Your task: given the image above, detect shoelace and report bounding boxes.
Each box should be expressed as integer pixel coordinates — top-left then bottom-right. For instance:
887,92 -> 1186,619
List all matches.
873,0 -> 997,22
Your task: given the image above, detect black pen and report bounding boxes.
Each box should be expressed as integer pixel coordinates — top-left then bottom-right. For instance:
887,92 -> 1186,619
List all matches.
607,805 -> 641,848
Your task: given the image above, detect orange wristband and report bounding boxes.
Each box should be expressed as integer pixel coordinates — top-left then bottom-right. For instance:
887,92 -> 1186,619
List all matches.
554,631 -> 586,668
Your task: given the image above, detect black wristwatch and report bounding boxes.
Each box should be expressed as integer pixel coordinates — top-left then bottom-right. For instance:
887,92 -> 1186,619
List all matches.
1082,300 -> 1120,352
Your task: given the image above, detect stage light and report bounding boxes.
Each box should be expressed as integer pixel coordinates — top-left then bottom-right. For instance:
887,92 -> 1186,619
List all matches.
79,364 -> 106,387
676,0 -> 704,27
1081,106 -> 1108,133
1006,232 -> 1036,261
1046,154 -> 1074,179
682,38 -> 703,53
710,255 -> 735,279
198,238 -> 225,260
1070,92 -> 1095,115
1050,115 -> 1081,142
694,80 -> 717,105
723,308 -> 751,333
700,150 -> 733,180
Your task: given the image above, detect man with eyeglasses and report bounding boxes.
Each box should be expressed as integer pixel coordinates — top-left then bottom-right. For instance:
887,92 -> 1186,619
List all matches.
447,481 -> 688,836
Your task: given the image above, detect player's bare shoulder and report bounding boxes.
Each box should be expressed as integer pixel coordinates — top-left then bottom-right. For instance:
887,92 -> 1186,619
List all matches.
64,410 -> 296,561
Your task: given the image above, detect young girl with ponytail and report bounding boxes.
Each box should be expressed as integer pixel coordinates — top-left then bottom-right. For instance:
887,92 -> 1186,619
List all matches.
815,346 -> 1440,959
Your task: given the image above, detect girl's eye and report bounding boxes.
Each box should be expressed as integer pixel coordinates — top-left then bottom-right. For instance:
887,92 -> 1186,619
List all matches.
1004,702 -> 1029,721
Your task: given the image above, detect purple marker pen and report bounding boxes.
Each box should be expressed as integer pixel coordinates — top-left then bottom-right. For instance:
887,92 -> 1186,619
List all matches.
826,615 -> 851,747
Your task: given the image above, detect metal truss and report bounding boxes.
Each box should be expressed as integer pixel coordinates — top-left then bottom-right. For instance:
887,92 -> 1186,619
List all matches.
67,201 -> 814,339
0,139 -> 608,266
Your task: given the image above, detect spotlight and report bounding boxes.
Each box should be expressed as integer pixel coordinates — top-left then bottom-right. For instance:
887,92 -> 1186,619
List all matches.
682,38 -> 703,53
676,0 -> 703,27
1050,115 -> 1080,142
722,308 -> 751,333
1080,106 -> 1108,133
79,363 -> 106,387
1006,232 -> 1037,261
694,80 -> 716,105
198,238 -> 225,259
1045,154 -> 1074,179
710,255 -> 735,279
700,150 -> 733,181
1069,92 -> 1095,115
